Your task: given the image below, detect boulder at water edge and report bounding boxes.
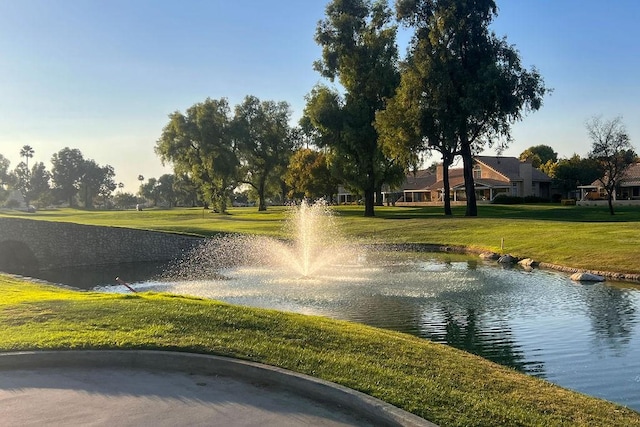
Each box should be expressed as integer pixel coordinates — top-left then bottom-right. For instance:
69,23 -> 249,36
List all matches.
497,254 -> 516,264
570,272 -> 605,282
479,252 -> 500,260
518,258 -> 537,268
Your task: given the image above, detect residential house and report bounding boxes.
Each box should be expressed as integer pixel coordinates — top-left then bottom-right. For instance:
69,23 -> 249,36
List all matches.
578,161 -> 640,202
393,156 -> 552,205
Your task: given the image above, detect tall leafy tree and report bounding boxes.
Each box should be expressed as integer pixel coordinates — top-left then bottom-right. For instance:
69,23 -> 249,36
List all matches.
587,116 -> 636,215
79,159 -> 115,209
157,174 -> 177,207
27,162 -> 51,207
233,95 -> 295,211
394,0 -> 548,216
51,147 -> 85,207
11,161 -> 51,208
519,145 -> 558,168
310,0 -> 401,217
285,148 -> 339,201
552,154 -> 601,198
96,164 -> 117,208
155,98 -> 239,213
376,25 -> 461,215
139,177 -> 160,207
11,162 -> 31,206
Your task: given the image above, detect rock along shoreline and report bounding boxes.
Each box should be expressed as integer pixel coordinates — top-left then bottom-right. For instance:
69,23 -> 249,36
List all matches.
372,243 -> 640,284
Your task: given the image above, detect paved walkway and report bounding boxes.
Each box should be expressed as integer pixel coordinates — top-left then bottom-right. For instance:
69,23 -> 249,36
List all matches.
0,351 -> 436,427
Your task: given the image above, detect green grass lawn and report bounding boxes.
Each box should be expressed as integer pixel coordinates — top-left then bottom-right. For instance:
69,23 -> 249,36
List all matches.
2,204 -> 640,425
3,203 -> 640,274
2,275 -> 640,427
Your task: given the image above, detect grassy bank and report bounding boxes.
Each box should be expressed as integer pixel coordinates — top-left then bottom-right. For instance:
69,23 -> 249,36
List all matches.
2,204 -> 640,274
2,274 -> 639,427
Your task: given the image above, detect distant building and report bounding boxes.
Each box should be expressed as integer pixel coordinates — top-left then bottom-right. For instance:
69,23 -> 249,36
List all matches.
391,156 -> 552,205
578,161 -> 640,201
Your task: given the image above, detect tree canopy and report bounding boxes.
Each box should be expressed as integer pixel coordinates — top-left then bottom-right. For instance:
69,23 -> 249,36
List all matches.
285,148 -> 339,201
310,0 -> 402,216
51,147 -> 85,207
155,97 -> 239,213
587,116 -> 636,214
519,145 -> 558,168
389,0 -> 548,216
233,96 -> 295,211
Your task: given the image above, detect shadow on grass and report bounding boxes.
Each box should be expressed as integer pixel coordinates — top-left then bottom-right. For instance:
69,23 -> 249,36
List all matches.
334,204 -> 640,223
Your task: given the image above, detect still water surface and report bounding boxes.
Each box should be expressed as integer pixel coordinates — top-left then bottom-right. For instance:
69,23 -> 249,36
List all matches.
35,253 -> 640,411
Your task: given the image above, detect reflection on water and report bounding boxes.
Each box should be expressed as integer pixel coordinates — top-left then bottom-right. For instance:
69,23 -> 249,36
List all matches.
29,253 -> 640,411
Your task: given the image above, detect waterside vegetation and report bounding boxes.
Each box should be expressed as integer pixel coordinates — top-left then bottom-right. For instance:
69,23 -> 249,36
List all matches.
2,276 -> 640,427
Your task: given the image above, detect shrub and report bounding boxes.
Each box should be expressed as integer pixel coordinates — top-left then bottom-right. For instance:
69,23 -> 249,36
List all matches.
492,195 -> 524,204
524,195 -> 551,203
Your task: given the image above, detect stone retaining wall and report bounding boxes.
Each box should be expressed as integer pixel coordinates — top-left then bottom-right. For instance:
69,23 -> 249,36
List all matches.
0,217 -> 204,271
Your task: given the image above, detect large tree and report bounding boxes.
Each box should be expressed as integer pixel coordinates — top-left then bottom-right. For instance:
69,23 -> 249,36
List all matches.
285,148 -> 339,201
11,161 -> 51,209
375,21 -> 461,215
394,0 -> 548,216
519,145 -> 558,168
51,147 -> 85,207
551,154 -> 601,199
155,98 -> 239,213
233,96 -> 295,211
310,0 -> 401,217
156,174 -> 178,207
79,159 -> 115,209
139,177 -> 161,207
587,116 -> 636,215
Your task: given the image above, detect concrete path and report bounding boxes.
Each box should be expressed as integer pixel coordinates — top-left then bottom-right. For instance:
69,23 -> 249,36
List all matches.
0,351 -> 436,427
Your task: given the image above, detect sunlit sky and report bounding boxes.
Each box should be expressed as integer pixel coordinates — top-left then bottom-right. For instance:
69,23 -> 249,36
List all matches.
1,1 -> 639,191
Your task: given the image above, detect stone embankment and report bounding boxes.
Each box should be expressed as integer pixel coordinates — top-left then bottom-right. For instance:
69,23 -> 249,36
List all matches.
477,249 -> 640,283
0,217 -> 204,271
377,243 -> 640,283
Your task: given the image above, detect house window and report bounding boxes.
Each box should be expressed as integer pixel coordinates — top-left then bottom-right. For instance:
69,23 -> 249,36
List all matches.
473,165 -> 482,179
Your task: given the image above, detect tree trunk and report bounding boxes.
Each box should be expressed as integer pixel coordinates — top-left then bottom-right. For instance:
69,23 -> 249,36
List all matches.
607,192 -> 615,215
442,161 -> 452,216
460,141 -> 478,217
258,179 -> 267,211
364,188 -> 375,217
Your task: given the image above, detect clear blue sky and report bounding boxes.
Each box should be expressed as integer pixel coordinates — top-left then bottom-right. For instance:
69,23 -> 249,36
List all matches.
1,0 -> 638,191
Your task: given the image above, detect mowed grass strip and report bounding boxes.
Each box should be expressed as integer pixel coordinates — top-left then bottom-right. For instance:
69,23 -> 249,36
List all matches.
2,275 -> 639,427
2,204 -> 640,274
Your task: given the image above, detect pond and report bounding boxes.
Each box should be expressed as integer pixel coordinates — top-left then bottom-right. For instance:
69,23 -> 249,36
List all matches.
32,251 -> 640,412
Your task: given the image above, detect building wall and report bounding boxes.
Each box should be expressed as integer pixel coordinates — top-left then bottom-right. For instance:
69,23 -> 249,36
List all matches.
478,164 -> 506,181
0,217 -> 204,271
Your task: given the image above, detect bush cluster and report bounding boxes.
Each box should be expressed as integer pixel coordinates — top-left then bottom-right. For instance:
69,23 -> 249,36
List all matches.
491,195 -> 551,205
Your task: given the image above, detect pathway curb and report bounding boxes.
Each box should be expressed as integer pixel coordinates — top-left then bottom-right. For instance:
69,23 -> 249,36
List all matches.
0,350 -> 436,427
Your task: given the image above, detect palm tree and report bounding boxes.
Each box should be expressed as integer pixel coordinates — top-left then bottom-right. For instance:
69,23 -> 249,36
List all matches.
20,145 -> 34,171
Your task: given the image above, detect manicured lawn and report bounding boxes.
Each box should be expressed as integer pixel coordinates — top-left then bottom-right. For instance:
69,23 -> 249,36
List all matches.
3,204 -> 640,274
2,275 -> 639,427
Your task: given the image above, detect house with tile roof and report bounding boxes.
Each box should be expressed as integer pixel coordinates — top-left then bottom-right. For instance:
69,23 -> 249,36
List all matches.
392,156 -> 552,205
